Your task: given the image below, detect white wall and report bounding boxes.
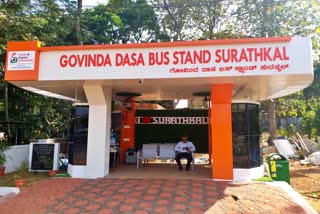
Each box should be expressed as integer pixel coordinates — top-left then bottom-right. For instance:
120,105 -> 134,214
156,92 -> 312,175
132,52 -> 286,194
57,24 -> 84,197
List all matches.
233,165 -> 265,181
3,145 -> 29,173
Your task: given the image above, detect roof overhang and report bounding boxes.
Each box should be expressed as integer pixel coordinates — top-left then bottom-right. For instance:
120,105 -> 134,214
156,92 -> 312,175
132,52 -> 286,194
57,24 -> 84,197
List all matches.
5,37 -> 314,102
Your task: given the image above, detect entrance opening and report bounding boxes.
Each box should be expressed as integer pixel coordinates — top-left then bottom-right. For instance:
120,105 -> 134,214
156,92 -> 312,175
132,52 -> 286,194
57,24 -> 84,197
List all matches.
68,102 -> 261,179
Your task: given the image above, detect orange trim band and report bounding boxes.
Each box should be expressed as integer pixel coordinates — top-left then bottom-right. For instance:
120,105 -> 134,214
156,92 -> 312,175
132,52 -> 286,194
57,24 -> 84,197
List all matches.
39,36 -> 292,52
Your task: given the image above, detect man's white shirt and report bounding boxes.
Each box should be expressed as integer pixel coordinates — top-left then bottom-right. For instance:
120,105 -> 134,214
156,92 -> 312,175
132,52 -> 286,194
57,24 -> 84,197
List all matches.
175,141 -> 196,153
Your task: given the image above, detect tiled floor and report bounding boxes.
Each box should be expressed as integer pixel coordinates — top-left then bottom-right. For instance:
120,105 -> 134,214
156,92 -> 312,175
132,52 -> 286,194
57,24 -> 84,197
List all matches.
108,163 -> 212,179
0,176 -> 310,214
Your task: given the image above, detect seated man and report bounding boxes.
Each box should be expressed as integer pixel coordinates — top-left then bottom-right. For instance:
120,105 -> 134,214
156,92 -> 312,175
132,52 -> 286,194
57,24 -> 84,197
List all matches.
175,136 -> 196,171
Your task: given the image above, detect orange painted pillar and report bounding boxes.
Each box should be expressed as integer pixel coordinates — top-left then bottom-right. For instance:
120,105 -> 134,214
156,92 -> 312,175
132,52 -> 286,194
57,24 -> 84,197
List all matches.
119,99 -> 136,163
210,83 -> 233,180
208,101 -> 212,165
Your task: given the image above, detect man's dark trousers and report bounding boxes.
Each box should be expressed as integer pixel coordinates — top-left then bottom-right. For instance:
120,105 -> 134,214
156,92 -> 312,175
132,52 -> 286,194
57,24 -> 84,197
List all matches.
175,152 -> 193,170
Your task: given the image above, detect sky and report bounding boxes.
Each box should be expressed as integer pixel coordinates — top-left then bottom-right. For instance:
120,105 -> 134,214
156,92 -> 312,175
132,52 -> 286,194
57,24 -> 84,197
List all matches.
82,0 -> 107,7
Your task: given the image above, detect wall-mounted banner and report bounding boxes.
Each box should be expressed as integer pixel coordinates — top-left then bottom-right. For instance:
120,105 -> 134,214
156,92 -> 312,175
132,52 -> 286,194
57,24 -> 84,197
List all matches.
7,51 -> 36,71
135,116 -> 208,125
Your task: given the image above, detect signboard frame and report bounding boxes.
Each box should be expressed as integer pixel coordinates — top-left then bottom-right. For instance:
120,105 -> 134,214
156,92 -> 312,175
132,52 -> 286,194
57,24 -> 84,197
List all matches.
28,143 -> 60,172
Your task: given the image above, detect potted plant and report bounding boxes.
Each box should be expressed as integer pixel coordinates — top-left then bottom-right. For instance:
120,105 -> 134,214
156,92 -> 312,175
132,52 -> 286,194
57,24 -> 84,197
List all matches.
0,140 -> 9,176
13,161 -> 29,188
49,170 -> 57,176
13,174 -> 25,188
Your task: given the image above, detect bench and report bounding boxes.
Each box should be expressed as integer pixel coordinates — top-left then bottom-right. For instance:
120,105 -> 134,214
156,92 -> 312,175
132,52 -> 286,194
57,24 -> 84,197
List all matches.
136,143 -> 194,169
136,144 -> 158,168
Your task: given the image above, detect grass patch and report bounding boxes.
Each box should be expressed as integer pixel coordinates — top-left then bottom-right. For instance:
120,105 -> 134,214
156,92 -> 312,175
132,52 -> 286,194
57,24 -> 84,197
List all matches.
252,176 -> 274,182
0,171 -> 50,188
54,173 -> 71,177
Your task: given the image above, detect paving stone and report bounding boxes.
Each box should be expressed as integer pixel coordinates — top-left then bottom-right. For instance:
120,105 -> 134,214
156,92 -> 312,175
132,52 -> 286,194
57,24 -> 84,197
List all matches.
133,210 -> 150,214
123,198 -> 139,204
138,201 -> 153,208
190,200 -> 205,207
105,201 -> 120,208
119,205 -> 134,212
97,208 -> 114,214
189,207 -> 206,214
63,207 -> 81,214
156,199 -> 171,205
152,206 -> 169,213
172,203 -> 188,210
0,178 -> 311,214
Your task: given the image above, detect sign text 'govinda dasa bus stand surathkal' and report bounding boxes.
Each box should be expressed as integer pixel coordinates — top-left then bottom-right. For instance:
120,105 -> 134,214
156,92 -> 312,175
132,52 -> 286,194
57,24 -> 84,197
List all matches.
59,46 -> 290,74
135,116 -> 208,125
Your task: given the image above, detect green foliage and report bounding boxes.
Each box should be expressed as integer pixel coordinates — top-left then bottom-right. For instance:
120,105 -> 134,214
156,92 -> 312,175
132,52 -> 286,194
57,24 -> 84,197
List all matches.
274,63 -> 320,138
0,83 -> 73,143
189,0 -> 231,40
301,110 -> 316,137
0,1 -> 75,143
82,0 -> 163,44
287,124 -> 297,137
13,161 -> 29,179
313,104 -> 320,137
82,5 -> 124,44
278,127 -> 287,138
17,161 -> 29,174
0,140 -> 9,166
304,63 -> 320,99
278,123 -> 297,138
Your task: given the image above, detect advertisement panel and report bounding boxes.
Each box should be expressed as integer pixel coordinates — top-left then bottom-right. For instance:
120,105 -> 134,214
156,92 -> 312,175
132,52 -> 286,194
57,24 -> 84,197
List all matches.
7,51 -> 36,71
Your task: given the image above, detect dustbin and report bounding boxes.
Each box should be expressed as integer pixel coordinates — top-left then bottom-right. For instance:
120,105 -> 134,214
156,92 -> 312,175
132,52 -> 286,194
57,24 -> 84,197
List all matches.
125,148 -> 137,164
267,153 -> 290,184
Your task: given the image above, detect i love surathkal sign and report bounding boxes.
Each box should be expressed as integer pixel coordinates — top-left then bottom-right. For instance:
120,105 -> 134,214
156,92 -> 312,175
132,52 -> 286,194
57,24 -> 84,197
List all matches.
135,116 -> 208,125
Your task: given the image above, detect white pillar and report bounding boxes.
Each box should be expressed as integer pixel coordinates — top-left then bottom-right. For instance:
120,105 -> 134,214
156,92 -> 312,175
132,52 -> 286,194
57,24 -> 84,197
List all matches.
82,83 -> 111,178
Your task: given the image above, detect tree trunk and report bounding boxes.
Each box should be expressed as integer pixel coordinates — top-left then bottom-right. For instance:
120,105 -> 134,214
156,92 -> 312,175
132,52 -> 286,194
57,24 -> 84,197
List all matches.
268,100 -> 277,140
262,0 -> 268,37
4,81 -> 11,140
75,0 -> 82,45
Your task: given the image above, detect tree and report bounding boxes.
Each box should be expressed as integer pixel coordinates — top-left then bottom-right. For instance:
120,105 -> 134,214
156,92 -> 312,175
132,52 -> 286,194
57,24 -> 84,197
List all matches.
0,0 -> 76,143
0,0 -> 41,140
151,0 -> 193,41
82,0 -> 162,44
188,0 -> 232,40
75,0 -> 83,45
233,0 -> 320,139
313,104 -> 320,138
82,4 -> 124,44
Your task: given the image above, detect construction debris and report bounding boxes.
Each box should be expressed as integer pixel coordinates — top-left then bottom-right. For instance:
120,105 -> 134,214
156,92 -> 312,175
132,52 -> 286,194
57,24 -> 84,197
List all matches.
273,139 -> 298,158
306,152 -> 320,166
270,132 -> 320,166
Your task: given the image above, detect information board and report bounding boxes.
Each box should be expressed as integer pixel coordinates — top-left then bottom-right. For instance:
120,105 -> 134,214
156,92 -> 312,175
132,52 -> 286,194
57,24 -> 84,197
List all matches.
31,143 -> 55,170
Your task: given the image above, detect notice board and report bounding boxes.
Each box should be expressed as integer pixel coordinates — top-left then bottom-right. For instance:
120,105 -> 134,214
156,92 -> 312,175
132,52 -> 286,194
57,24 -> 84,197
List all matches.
29,143 -> 60,171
